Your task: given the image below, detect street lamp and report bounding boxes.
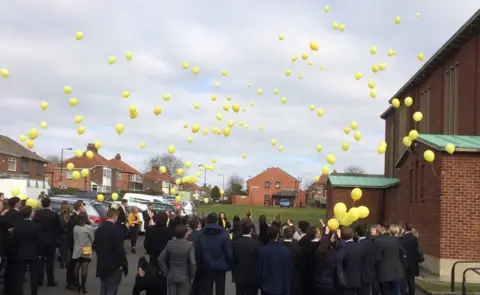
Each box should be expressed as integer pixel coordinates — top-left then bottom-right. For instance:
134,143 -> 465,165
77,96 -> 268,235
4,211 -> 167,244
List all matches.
59,148 -> 73,185
198,165 -> 207,187
218,174 -> 225,190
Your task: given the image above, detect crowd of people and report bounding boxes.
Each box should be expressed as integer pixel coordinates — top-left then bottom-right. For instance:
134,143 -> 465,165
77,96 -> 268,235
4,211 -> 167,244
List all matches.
0,191 -> 424,295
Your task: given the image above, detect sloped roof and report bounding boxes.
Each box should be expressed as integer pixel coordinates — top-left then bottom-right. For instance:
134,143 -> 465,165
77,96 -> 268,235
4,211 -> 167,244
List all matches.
143,169 -> 175,183
62,151 -> 110,168
182,183 -> 201,191
417,134 -> 480,152
248,167 -> 298,183
108,158 -> 141,175
0,135 -> 47,162
328,175 -> 399,189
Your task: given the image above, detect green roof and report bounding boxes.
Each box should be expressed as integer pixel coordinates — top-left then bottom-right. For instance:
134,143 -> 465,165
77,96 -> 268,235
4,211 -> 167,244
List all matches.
328,175 -> 399,189
417,134 -> 480,152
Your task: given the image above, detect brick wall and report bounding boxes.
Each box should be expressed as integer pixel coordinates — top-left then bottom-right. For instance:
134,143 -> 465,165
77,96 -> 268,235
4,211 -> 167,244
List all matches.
440,153 -> 480,259
326,183 -> 383,224
0,154 -> 46,180
231,195 -> 254,205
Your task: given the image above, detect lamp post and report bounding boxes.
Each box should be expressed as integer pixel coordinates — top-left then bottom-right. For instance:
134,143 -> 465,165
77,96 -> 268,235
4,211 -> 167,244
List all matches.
218,174 -> 225,190
198,165 -> 207,188
59,148 -> 73,185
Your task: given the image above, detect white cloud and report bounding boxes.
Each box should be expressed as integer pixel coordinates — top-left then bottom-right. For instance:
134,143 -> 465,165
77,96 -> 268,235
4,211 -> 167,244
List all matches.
0,0 -> 478,189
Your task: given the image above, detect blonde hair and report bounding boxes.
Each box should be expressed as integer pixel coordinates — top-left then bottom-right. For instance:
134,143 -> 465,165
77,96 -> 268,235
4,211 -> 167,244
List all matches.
389,224 -> 401,236
412,228 -> 419,238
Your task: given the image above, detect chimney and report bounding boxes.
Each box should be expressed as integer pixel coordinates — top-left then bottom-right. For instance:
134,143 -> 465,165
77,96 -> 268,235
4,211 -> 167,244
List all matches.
115,153 -> 121,160
86,143 -> 98,154
152,164 -> 159,170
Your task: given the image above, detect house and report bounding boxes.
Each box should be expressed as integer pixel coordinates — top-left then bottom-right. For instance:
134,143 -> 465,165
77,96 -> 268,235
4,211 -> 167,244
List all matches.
238,167 -> 303,206
182,183 -> 201,199
143,166 -> 175,195
332,9 -> 480,279
0,135 -> 48,180
108,154 -> 143,192
306,174 -> 327,207
50,143 -> 118,193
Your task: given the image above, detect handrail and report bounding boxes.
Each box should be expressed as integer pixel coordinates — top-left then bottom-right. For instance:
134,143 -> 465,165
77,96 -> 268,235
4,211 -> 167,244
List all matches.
451,260 -> 480,292
462,267 -> 480,295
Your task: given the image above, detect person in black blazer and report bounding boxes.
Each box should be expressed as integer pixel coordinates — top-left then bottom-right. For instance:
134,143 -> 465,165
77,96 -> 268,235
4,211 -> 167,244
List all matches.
14,205 -> 41,295
229,215 -> 242,241
217,212 -> 231,231
374,226 -> 405,295
2,197 -> 23,295
298,225 -> 321,295
66,200 -> 84,290
187,216 -> 201,244
282,226 -> 304,295
337,226 -> 362,295
399,222 -> 421,295
142,202 -> 157,229
95,207 -> 128,295
144,212 -> 173,264
355,225 -> 376,295
33,197 -> 61,287
232,219 -> 262,295
258,215 -> 269,246
117,199 -> 128,238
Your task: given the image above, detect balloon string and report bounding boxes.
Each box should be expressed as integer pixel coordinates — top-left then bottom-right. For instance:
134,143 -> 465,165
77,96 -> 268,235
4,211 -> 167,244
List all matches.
430,163 -> 441,179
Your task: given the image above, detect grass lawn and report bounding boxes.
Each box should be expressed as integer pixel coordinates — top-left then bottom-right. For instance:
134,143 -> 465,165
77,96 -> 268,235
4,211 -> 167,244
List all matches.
416,278 -> 480,292
196,204 -> 326,226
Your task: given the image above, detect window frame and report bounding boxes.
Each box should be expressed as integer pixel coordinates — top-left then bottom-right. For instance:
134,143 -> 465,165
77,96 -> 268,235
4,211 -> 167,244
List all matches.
7,157 -> 16,172
264,181 -> 270,188
21,159 -> 29,173
443,63 -> 459,134
275,181 -> 280,189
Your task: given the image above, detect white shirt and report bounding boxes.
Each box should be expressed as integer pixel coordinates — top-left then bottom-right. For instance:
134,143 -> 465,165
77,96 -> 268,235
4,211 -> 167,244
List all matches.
242,234 -> 251,238
293,232 -> 305,241
345,239 -> 355,243
358,236 -> 366,242
283,239 -> 293,242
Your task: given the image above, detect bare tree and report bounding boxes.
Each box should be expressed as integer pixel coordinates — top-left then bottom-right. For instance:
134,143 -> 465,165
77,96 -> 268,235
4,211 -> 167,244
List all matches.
344,165 -> 366,175
144,153 -> 184,177
228,174 -> 245,195
46,155 -> 60,166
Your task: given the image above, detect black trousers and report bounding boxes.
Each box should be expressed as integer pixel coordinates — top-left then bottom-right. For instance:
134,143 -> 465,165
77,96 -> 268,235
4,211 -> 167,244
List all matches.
130,225 -> 139,248
358,283 -> 372,295
404,269 -> 415,295
38,244 -> 56,285
235,284 -> 259,295
16,258 -> 39,295
197,270 -> 226,295
66,246 -> 77,287
378,281 -> 396,295
4,255 -> 17,295
132,275 -> 164,295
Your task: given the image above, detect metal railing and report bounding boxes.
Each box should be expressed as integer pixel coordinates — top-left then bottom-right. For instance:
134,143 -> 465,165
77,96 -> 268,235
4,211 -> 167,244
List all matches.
450,260 -> 480,292
462,268 -> 480,295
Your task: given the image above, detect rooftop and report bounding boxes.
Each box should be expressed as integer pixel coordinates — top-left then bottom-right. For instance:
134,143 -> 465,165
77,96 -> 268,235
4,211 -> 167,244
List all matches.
328,175 -> 399,189
0,135 -> 47,162
417,134 -> 480,152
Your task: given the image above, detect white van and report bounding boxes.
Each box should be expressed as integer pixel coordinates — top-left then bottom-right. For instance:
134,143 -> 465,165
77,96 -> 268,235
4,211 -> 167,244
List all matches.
0,178 -> 53,199
123,193 -> 167,205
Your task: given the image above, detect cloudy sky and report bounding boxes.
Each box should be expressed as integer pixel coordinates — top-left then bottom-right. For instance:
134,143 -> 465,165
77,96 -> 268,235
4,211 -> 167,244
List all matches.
0,1 -> 478,189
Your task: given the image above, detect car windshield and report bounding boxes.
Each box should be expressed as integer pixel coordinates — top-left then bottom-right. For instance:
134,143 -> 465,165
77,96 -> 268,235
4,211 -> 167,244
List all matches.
153,202 -> 174,212
93,204 -> 108,217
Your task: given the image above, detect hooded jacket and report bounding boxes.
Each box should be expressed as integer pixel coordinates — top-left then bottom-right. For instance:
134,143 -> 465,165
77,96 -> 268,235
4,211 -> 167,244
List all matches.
195,223 -> 233,271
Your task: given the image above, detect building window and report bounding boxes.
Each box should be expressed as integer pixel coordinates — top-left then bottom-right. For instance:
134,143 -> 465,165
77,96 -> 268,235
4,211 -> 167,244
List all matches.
392,189 -> 398,212
36,162 -> 41,175
395,106 -> 408,162
66,171 -> 73,180
264,194 -> 270,201
21,159 -> 29,173
414,159 -> 419,203
386,120 -> 395,177
8,157 -> 16,172
92,184 -> 98,192
275,181 -> 280,188
443,64 -> 459,134
103,168 -> 112,178
418,87 -> 431,133
420,161 -> 425,203
131,174 -> 142,183
265,181 -> 270,188
116,173 -> 122,181
409,161 -> 414,204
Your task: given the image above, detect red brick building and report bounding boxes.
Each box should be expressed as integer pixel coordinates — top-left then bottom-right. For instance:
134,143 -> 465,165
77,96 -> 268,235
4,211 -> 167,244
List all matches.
0,135 -> 48,180
241,167 -> 304,207
108,154 -> 143,192
376,10 -> 480,278
49,143 -> 118,193
143,166 -> 176,195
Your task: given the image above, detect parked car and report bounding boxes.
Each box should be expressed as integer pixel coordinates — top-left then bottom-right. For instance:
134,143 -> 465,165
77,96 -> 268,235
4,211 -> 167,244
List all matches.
50,196 -> 107,229
279,198 -> 291,208
181,201 -> 197,216
0,178 -> 53,199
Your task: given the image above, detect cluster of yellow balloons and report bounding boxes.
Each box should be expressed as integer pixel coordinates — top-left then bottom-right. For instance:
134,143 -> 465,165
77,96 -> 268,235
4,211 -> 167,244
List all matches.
97,192 -> 119,202
328,188 -> 370,230
10,186 -> 39,208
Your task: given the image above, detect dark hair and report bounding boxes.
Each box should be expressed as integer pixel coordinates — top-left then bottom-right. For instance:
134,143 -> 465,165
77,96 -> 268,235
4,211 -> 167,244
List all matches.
174,225 -> 188,239
355,225 -> 367,237
189,216 -> 200,230
106,207 -> 119,218
20,205 -> 33,218
404,221 -> 413,232
317,232 -> 336,265
0,192 -> 3,197
8,197 -> 20,208
155,212 -> 169,227
267,225 -> 279,241
283,226 -> 294,239
298,220 -> 310,233
78,211 -> 89,226
272,220 -> 281,229
73,200 -> 84,211
304,225 -> 317,241
341,226 -> 354,240
241,219 -> 254,234
259,215 -> 267,225
121,199 -> 128,205
233,215 -> 240,224
206,213 -> 217,224
274,214 -> 281,222
147,202 -> 153,206
218,212 -> 227,221
41,197 -> 51,208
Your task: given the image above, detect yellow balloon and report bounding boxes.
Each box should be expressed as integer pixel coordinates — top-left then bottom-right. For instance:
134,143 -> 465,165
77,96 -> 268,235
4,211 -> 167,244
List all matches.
271,139 -> 277,146
391,98 -> 400,108
159,166 -> 167,174
220,189 -> 225,196
370,46 -> 377,55
154,106 -> 162,115
348,207 -> 360,222
74,115 -> 83,124
97,194 -> 104,202
175,179 -> 181,185
241,153 -> 247,159
115,123 -> 125,135
86,151 -> 94,159
81,168 -> 89,178
350,121 -> 358,129
175,195 -> 181,202
353,131 -> 362,141
77,126 -> 86,135
25,140 -> 34,149
316,144 -> 323,152
232,104 -> 240,113
163,93 -> 171,101
108,56 -> 116,64
18,194 -> 27,201
28,128 -> 38,140
64,85 -> 72,94
316,109 -> 324,117
333,202 -> 347,219
112,192 -> 119,201
72,171 -> 80,180
187,137 -> 193,143
177,168 -> 184,176
342,143 -> 350,151
358,206 -> 370,219
11,186 -> 19,197
417,52 -> 424,61
301,52 -> 309,60
139,142 -> 146,149
351,188 -> 363,201
402,136 -> 412,147
372,64 -> 379,73
192,124 -> 200,133
413,111 -> 423,122
26,198 -> 38,208
171,188 -> 177,194
394,16 -> 401,24
326,154 -> 336,165
354,72 -> 363,80
125,51 -> 133,61
327,218 -> 340,231
40,121 -> 48,129
40,100 -> 49,110
409,130 -> 419,140
370,89 -> 377,98
168,145 -> 176,154
445,143 -> 455,155
322,166 -> 329,175
424,150 -> 435,163
192,67 -> 200,75
0,68 -> 9,78
223,127 -> 231,137
67,163 -> 75,171
309,41 -> 319,51
405,96 -> 413,107
344,127 -> 351,134
20,135 -> 26,142
378,145 -> 386,155
203,197 -> 209,204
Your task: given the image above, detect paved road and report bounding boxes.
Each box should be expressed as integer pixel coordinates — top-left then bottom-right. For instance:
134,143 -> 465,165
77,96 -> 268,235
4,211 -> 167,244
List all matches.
24,236 -> 236,295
